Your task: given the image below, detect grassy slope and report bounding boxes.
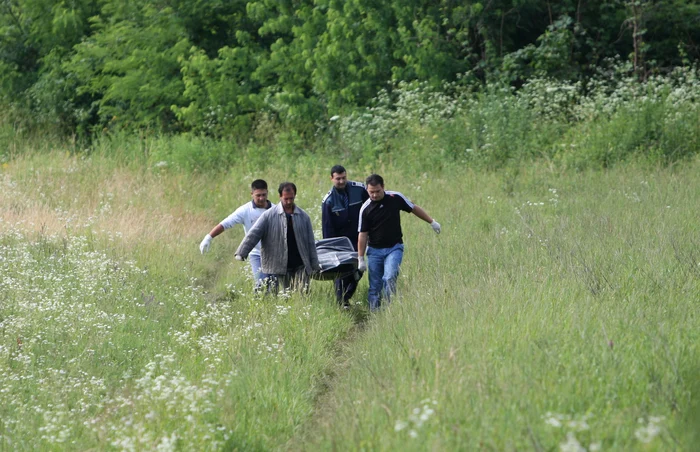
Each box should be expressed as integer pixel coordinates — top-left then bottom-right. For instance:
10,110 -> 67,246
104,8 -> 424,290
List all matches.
1,151 -> 699,450
301,163 -> 700,450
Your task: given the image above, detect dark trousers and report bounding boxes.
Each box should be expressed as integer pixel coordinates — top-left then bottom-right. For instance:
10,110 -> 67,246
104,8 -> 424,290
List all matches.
335,271 -> 363,303
267,266 -> 309,295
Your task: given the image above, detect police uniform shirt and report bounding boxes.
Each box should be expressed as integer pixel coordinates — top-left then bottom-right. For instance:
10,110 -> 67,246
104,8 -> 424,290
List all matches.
322,181 -> 369,249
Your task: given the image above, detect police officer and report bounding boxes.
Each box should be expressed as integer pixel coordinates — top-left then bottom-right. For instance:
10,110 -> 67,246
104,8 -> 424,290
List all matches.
322,165 -> 369,308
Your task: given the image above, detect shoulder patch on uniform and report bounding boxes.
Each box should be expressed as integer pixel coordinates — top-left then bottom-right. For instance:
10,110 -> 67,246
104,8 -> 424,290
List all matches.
322,189 -> 334,203
349,181 -> 365,188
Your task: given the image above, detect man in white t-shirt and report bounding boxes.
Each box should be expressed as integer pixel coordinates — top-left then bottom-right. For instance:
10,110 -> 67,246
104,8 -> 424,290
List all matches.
199,179 -> 273,289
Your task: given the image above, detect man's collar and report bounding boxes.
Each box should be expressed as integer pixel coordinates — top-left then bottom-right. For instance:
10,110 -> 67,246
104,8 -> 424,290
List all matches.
275,203 -> 296,214
251,200 -> 273,209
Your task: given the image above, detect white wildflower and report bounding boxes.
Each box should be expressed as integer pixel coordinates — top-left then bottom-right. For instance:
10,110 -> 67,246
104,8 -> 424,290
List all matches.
560,432 -> 586,452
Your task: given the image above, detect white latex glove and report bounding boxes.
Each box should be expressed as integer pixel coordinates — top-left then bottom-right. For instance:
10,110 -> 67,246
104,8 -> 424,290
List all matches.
430,220 -> 441,234
357,256 -> 367,272
200,234 -> 213,254
235,254 -> 245,262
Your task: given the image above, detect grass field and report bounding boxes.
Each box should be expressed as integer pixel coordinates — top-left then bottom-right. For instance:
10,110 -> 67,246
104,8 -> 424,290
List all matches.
1,150 -> 699,451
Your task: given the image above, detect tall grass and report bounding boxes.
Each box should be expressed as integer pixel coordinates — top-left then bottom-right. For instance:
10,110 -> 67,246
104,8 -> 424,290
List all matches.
2,148 -> 698,450
1,64 -> 699,450
329,63 -> 700,172
0,226 -> 354,449
0,151 -> 354,450
301,164 -> 699,450
4,63 -> 697,175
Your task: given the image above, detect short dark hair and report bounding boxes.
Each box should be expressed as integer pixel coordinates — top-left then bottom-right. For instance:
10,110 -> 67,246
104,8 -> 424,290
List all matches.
278,182 -> 297,195
330,165 -> 346,176
365,174 -> 384,187
251,179 -> 267,191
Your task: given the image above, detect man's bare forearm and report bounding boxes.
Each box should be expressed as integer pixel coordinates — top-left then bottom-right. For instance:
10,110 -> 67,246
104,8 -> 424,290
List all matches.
358,232 -> 368,257
411,205 -> 434,224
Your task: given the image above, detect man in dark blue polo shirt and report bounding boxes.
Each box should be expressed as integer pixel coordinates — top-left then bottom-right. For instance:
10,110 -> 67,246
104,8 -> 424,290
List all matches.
357,174 -> 441,311
322,165 -> 369,308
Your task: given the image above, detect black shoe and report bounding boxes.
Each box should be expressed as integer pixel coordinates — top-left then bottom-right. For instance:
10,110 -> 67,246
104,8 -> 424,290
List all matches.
342,302 -> 351,310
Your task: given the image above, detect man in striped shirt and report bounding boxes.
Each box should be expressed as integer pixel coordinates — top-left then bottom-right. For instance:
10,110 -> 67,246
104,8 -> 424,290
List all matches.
199,179 -> 272,289
235,182 -> 320,294
357,174 -> 441,311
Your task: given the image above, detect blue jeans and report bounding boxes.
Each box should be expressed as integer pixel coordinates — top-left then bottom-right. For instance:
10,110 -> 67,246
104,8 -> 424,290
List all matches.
367,243 -> 404,311
248,254 -> 269,290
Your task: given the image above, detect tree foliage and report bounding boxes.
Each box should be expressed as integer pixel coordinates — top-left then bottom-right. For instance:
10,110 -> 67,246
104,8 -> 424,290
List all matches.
1,0 -> 698,137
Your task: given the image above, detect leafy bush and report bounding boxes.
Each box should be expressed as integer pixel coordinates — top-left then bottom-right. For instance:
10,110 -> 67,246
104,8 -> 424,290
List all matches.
562,63 -> 700,168
4,0 -> 699,137
327,61 -> 699,171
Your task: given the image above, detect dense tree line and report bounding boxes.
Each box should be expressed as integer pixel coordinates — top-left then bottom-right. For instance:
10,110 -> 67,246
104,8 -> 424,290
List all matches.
1,0 -> 698,137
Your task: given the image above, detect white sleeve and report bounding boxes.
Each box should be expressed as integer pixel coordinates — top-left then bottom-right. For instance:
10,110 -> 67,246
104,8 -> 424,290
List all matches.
220,205 -> 247,230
